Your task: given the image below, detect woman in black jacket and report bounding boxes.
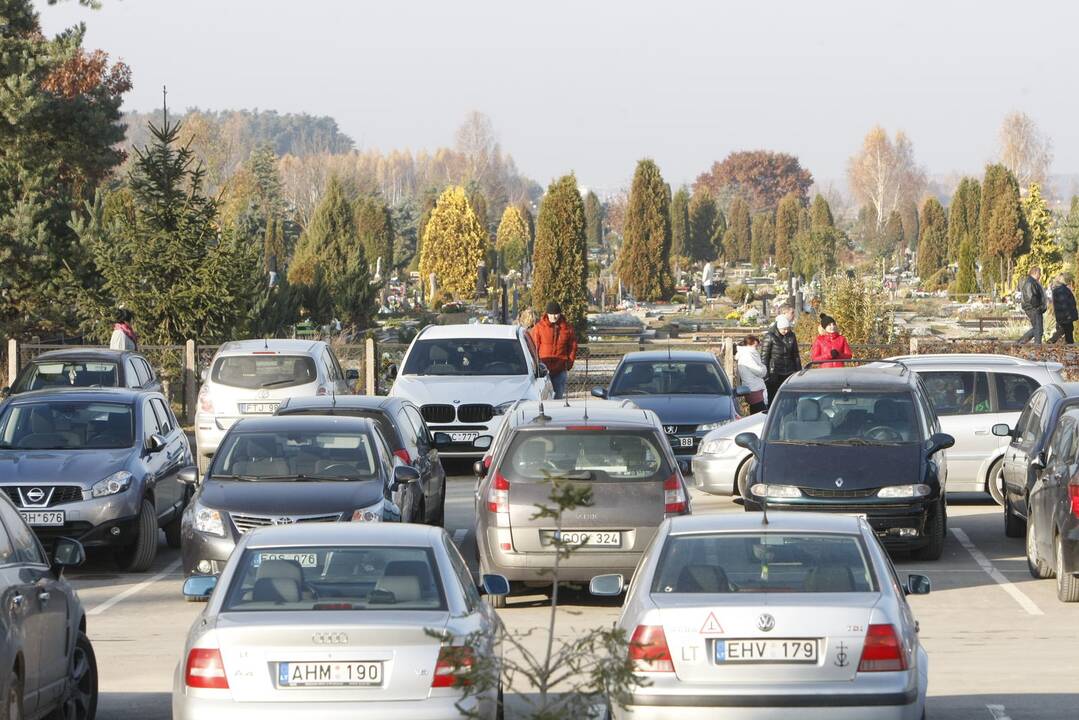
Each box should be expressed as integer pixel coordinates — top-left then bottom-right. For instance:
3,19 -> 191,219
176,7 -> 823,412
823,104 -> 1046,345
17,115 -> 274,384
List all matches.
760,313 -> 801,402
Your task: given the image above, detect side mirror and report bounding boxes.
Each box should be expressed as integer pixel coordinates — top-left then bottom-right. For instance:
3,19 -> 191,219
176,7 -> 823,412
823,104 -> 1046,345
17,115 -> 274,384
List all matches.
177,466 -> 199,485
432,431 -> 453,449
905,574 -> 931,595
591,387 -> 608,399
474,436 -> 492,450
392,465 -> 421,488
182,575 -> 218,601
734,385 -> 751,396
385,364 -> 398,380
677,459 -> 690,476
145,433 -> 167,453
473,460 -> 488,478
992,423 -> 1013,438
345,368 -> 360,381
589,574 -> 625,597
926,432 -> 955,455
480,573 -> 510,597
537,363 -> 549,378
51,537 -> 85,575
734,432 -> 760,456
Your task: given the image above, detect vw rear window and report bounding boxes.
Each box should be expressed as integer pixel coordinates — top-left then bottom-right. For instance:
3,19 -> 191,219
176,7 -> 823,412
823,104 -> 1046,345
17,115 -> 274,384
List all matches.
501,429 -> 670,483
212,355 -> 317,390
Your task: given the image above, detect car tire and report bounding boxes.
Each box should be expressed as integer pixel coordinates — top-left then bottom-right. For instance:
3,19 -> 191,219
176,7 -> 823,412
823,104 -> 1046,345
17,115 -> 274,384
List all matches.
164,507 -> 183,550
736,458 -> 754,499
913,502 -> 945,561
5,669 -> 22,720
987,458 -> 1005,506
434,484 -> 447,527
1055,534 -> 1079,602
1004,492 -> 1025,538
114,499 -> 158,573
1026,511 -> 1053,579
48,631 -> 97,720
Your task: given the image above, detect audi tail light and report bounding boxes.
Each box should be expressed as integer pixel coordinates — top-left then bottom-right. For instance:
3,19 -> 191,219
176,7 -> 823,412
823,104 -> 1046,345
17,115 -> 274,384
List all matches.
185,648 -> 229,689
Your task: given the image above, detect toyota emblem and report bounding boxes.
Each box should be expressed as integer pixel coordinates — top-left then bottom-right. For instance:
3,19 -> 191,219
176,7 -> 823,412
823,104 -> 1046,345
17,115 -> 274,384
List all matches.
757,613 -> 776,632
835,477 -> 844,488
272,516 -> 294,526
25,488 -> 45,504
256,389 -> 270,399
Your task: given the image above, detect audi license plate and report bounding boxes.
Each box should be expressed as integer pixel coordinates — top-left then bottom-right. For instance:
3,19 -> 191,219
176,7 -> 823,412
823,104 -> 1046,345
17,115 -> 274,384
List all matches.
450,432 -> 479,443
239,402 -> 280,414
554,531 -> 621,547
20,511 -> 64,527
715,639 -> 818,664
676,437 -> 695,448
278,661 -> 383,687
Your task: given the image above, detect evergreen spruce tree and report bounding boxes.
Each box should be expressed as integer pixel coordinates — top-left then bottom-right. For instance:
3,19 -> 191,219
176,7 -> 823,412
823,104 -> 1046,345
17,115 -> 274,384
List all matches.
874,211 -> 905,261
1060,196 -> 1079,260
1014,183 -> 1063,281
687,191 -> 718,262
791,195 -> 839,279
711,209 -> 727,260
263,217 -> 288,273
947,177 -> 980,262
723,197 -> 751,263
980,164 -> 1023,292
809,194 -> 835,231
617,159 -> 673,300
774,193 -> 801,269
418,186 -> 487,297
354,195 -> 395,276
495,205 -> 529,273
954,235 -> 978,296
584,191 -> 604,250
900,200 -> 919,253
917,198 -> 948,284
670,187 -> 691,260
532,174 -> 588,329
750,214 -> 774,268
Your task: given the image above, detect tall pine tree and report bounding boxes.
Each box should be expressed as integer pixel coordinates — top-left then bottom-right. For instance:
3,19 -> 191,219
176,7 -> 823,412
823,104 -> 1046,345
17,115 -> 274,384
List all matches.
418,186 -> 487,297
980,164 -> 1023,292
532,175 -> 588,329
774,193 -> 801,270
670,186 -> 691,260
750,214 -> 774,268
687,191 -> 718,262
618,159 -> 673,300
495,205 -> 529,273
1014,183 -> 1062,281
947,177 -> 980,262
584,190 -> 603,250
354,195 -> 395,277
917,198 -> 948,284
723,198 -> 751,263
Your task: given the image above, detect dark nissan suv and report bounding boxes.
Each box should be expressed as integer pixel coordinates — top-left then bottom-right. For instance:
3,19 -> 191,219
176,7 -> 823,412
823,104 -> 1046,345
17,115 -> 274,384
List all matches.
735,361 -> 954,560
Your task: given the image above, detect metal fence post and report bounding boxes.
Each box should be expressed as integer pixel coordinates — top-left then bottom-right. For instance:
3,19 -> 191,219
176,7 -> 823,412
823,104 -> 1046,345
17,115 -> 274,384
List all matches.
723,337 -> 734,381
184,339 -> 197,425
909,337 -> 919,356
365,337 -> 377,395
6,338 -> 17,388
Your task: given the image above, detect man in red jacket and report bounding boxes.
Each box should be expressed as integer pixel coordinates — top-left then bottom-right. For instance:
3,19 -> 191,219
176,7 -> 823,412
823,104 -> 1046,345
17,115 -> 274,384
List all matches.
528,301 -> 578,399
810,313 -> 852,369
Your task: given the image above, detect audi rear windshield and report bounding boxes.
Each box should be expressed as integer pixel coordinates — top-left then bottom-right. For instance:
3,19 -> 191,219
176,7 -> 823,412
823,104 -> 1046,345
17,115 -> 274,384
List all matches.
501,429 -> 671,483
212,355 -> 317,390
402,339 -> 526,376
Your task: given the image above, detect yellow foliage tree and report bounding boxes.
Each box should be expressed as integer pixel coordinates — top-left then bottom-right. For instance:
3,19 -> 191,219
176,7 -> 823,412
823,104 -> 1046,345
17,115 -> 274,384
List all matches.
495,205 -> 529,272
419,186 -> 487,298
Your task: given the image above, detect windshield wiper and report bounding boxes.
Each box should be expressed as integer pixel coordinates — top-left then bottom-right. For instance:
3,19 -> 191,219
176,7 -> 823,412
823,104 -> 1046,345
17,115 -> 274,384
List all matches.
769,439 -> 831,446
255,474 -> 360,482
210,474 -> 261,481
832,438 -> 890,446
259,378 -> 298,388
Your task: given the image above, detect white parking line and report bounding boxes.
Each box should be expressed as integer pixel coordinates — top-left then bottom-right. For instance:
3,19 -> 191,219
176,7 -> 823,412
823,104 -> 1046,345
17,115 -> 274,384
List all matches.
87,558 -> 182,616
452,528 -> 468,545
951,528 -> 1043,616
987,704 -> 1012,719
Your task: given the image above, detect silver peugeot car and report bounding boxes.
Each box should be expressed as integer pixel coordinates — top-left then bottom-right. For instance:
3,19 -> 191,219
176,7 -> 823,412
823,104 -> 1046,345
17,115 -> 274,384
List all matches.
592,512 -> 930,719
172,523 -> 505,720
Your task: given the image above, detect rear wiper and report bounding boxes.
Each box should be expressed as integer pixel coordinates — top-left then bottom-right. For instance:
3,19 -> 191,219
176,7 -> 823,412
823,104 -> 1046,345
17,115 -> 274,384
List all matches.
259,378 -> 297,388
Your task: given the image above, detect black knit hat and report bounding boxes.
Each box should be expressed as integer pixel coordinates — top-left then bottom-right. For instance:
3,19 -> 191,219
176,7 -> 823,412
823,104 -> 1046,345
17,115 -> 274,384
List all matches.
545,301 -> 562,315
819,313 -> 836,328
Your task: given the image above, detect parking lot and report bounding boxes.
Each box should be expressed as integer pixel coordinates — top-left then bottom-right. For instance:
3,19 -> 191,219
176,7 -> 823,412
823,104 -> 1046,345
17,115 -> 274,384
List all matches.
67,466 -> 1078,720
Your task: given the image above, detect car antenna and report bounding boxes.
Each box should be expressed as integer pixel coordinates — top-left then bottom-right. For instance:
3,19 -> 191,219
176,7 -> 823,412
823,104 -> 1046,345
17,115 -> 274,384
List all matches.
263,337 -> 269,350
761,492 -> 769,525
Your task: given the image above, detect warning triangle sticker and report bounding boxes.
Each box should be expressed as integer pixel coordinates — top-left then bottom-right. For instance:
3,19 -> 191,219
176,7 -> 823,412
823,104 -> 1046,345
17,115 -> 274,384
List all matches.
699,612 -> 724,635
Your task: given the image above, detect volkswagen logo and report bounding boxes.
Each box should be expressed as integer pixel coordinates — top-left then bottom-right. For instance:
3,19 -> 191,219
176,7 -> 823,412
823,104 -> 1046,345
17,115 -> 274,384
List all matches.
312,632 -> 349,645
25,488 -> 46,504
272,516 -> 294,526
757,613 -> 776,632
835,477 -> 845,488
664,425 -> 678,435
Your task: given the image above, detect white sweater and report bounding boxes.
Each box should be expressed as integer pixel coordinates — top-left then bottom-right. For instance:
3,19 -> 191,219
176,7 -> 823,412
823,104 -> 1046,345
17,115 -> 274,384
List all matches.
735,345 -> 768,398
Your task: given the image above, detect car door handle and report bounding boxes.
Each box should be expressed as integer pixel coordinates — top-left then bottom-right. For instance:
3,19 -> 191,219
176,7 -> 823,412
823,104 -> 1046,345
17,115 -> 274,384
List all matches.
37,591 -> 49,607
974,428 -> 990,436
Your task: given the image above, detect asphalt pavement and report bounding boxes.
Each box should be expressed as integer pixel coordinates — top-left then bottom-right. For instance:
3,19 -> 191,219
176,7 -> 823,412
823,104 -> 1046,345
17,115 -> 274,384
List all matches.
66,468 -> 1079,720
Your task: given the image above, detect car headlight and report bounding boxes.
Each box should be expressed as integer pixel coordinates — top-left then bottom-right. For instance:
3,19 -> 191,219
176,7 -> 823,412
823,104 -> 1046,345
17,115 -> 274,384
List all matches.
698,438 -> 733,455
750,483 -> 801,499
697,420 -> 731,432
492,401 -> 517,416
351,501 -> 384,522
877,484 -> 931,499
193,505 -> 226,536
91,471 -> 132,498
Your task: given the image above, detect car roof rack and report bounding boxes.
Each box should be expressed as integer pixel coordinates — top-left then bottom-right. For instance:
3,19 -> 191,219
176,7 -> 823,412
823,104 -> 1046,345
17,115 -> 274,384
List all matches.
798,358 -> 908,376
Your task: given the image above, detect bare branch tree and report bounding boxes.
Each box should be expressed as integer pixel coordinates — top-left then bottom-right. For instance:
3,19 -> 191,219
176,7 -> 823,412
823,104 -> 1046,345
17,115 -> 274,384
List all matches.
999,111 -> 1053,191
847,126 -> 926,233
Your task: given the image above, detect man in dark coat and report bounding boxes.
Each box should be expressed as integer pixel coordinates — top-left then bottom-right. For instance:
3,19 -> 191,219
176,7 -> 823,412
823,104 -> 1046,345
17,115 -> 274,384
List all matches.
1018,266 -> 1046,345
761,312 -> 801,402
1050,272 -> 1078,344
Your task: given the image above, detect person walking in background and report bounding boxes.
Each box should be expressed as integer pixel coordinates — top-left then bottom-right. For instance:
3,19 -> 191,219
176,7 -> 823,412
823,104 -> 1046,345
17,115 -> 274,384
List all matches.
110,309 -> 138,350
1018,265 -> 1046,345
1050,272 -> 1078,344
810,313 -> 853,368
528,301 -> 577,400
701,261 -> 715,299
735,335 -> 768,413
761,313 -> 801,401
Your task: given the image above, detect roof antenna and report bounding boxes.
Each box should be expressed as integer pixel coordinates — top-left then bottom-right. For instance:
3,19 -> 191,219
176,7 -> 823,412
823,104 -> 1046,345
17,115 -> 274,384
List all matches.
582,385 -> 589,421
264,337 -> 269,350
761,492 -> 769,525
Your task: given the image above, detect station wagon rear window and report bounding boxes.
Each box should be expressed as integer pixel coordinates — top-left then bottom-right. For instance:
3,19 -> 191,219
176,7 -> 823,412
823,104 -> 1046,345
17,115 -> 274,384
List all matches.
223,546 -> 447,612
16,361 -> 119,392
651,533 -> 877,594
501,430 -> 670,482
212,355 -> 317,390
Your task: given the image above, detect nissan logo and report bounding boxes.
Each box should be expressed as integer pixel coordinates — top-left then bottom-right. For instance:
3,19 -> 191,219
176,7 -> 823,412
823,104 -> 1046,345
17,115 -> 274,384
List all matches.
25,488 -> 45,504
312,632 -> 349,645
757,613 -> 775,632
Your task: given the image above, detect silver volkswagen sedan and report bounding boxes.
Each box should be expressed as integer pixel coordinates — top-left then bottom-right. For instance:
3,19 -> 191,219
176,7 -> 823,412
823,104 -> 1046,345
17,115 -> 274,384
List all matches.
172,523 -> 505,719
593,512 -> 930,719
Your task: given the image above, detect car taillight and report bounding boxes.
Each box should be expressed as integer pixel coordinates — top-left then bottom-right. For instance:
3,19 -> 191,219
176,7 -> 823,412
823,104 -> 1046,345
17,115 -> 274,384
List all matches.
487,471 -> 509,513
664,474 -> 687,514
629,625 -> 674,672
394,449 -> 412,465
431,646 -> 474,687
482,455 -> 492,469
198,387 -> 213,413
1070,482 -> 1079,519
185,648 -> 229,689
858,624 -> 906,672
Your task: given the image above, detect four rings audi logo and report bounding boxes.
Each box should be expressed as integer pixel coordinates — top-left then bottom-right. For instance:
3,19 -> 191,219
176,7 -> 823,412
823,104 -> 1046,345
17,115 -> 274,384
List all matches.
312,632 -> 349,645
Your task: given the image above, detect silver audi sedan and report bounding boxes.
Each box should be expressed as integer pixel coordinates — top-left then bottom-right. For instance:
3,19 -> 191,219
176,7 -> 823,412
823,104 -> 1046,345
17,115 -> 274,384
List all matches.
172,523 -> 505,719
593,512 -> 930,720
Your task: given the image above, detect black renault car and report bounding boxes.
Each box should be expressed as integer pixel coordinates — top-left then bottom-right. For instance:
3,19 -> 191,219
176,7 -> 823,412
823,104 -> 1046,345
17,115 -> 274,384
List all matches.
735,362 -> 954,560
179,415 -> 421,578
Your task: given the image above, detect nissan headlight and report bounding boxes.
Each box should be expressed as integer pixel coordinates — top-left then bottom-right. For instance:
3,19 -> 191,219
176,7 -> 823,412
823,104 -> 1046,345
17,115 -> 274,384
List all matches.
492,401 -> 517,416
351,501 -> 384,522
193,505 -> 226,536
877,484 -> 931,499
91,471 -> 132,498
750,483 -> 801,499
697,420 -> 730,432
698,438 -> 733,455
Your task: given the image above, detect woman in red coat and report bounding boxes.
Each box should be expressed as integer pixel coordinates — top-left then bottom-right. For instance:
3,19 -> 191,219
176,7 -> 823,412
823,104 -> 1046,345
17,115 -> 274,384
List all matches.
810,313 -> 852,368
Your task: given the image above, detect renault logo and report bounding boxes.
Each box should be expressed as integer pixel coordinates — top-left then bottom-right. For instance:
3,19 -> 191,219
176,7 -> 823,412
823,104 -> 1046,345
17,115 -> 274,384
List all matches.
757,613 -> 776,632
835,477 -> 845,488
312,632 -> 349,645
25,488 -> 45,504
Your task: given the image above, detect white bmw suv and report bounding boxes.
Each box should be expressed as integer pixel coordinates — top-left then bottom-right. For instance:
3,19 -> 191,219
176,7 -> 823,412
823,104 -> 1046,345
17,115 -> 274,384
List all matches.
389,324 -> 552,458
195,339 -> 356,471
